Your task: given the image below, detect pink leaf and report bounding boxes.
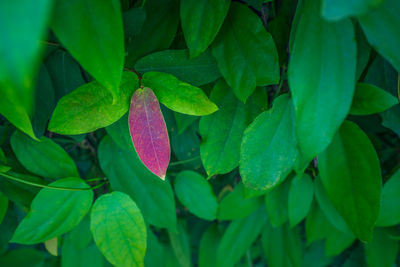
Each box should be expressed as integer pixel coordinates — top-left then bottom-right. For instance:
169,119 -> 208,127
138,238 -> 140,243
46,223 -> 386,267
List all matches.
129,87 -> 170,179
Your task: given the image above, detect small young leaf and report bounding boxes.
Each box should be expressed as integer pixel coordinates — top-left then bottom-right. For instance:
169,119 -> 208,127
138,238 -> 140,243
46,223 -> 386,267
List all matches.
11,131 -> 79,179
129,87 -> 170,179
90,192 -> 146,267
350,83 -> 398,115
174,171 -> 218,220
142,72 -> 218,116
11,178 -> 93,244
49,72 -> 138,135
288,174 -> 313,227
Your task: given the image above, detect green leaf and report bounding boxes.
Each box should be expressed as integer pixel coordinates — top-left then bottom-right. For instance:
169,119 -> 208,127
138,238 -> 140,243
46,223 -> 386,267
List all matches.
11,178 -> 93,244
180,0 -> 230,58
318,121 -> 382,241
90,192 -> 146,267
0,208 -> 18,255
216,206 -> 266,267
48,72 -> 138,135
125,0 -> 179,66
324,226 -> 355,256
135,49 -> 221,86
376,169 -> 400,226
288,0 -> 356,163
264,178 -> 290,227
217,182 -> 262,221
168,221 -> 191,267
261,223 -> 302,267
51,0 -> 125,99
199,224 -> 221,267
365,227 -> 399,267
212,2 -> 279,102
322,0 -> 384,21
0,0 -> 52,140
98,135 -> 176,229
123,7 -> 146,37
288,174 -> 313,227
240,94 -> 298,190
0,249 -> 45,267
0,192 -> 7,225
199,80 -> 249,176
350,83 -> 398,115
142,72 -> 218,116
145,230 -> 166,267
11,131 -> 79,179
358,0 -> 400,73
174,171 -> 218,220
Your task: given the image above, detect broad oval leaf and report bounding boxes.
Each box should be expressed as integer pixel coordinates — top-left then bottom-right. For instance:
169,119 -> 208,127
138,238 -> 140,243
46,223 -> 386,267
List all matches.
376,169 -> 400,226
98,134 -> 176,230
11,178 -> 93,244
318,121 -> 382,242
212,2 -> 280,102
322,0 -> 384,21
181,0 -> 230,58
129,87 -> 170,179
288,0 -> 356,163
240,94 -> 298,190
90,192 -> 146,267
141,72 -> 218,116
288,174 -> 314,227
51,0 -> 125,99
174,171 -> 218,220
358,0 -> 400,73
11,131 -> 79,179
49,72 -> 138,135
350,83 -> 398,115
135,49 -> 220,86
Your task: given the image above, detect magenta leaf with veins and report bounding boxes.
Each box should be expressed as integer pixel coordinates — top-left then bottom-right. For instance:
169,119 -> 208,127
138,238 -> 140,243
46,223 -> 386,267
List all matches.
128,87 -> 170,179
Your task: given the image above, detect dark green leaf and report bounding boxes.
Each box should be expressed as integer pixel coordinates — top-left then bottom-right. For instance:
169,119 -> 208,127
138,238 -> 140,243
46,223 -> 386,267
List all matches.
288,173 -> 313,227
49,72 -> 138,135
142,72 -> 218,116
123,7 -> 146,37
11,131 -> 79,179
51,0 -> 125,98
168,221 -> 191,267
318,121 -> 382,241
376,169 -> 400,226
322,0 -> 384,20
0,249 -> 44,267
264,178 -> 290,227
90,192 -> 146,267
180,0 -> 230,58
0,193 -> 7,225
199,224 -> 221,267
135,49 -> 220,86
288,0 -> 356,163
174,171 -> 218,220
365,227 -> 399,267
11,178 -> 93,244
212,2 -> 279,102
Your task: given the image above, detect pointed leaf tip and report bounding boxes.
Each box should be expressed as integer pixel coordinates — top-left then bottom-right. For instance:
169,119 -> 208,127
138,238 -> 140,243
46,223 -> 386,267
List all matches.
129,87 -> 170,179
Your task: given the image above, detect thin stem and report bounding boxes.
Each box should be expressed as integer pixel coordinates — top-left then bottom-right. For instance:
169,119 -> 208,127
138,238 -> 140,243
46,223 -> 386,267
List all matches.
0,172 -> 106,192
169,156 -> 200,166
85,177 -> 106,183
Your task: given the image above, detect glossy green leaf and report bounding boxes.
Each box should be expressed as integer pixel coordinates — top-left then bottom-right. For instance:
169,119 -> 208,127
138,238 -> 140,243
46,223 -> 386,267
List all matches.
288,0 -> 356,163
217,182 -> 262,221
125,0 -> 179,66
11,178 -> 93,244
322,0 -> 384,21
180,0 -> 230,58
135,49 -> 220,86
0,192 -> 7,225
261,223 -> 302,267
49,72 -> 138,135
358,0 -> 400,73
11,131 -> 79,179
288,174 -> 313,227
142,72 -> 218,116
365,227 -> 399,267
216,206 -> 266,267
264,178 -> 290,227
174,171 -> 218,220
200,80 -> 249,176
240,94 -> 298,190
98,135 -> 176,229
350,83 -> 398,115
376,169 -> 400,226
212,2 -> 279,102
318,121 -> 382,241
90,192 -> 146,267
0,249 -> 45,267
199,224 -> 221,267
0,0 -> 52,140
168,221 -> 191,267
51,0 -> 124,99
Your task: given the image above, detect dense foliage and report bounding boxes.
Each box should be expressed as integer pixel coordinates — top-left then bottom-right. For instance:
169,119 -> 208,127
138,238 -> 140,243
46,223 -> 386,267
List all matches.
1,0 -> 400,266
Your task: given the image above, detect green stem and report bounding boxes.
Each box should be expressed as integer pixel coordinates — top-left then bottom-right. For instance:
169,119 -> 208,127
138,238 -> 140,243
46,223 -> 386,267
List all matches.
169,156 -> 200,166
85,177 -> 106,183
0,172 -> 107,192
